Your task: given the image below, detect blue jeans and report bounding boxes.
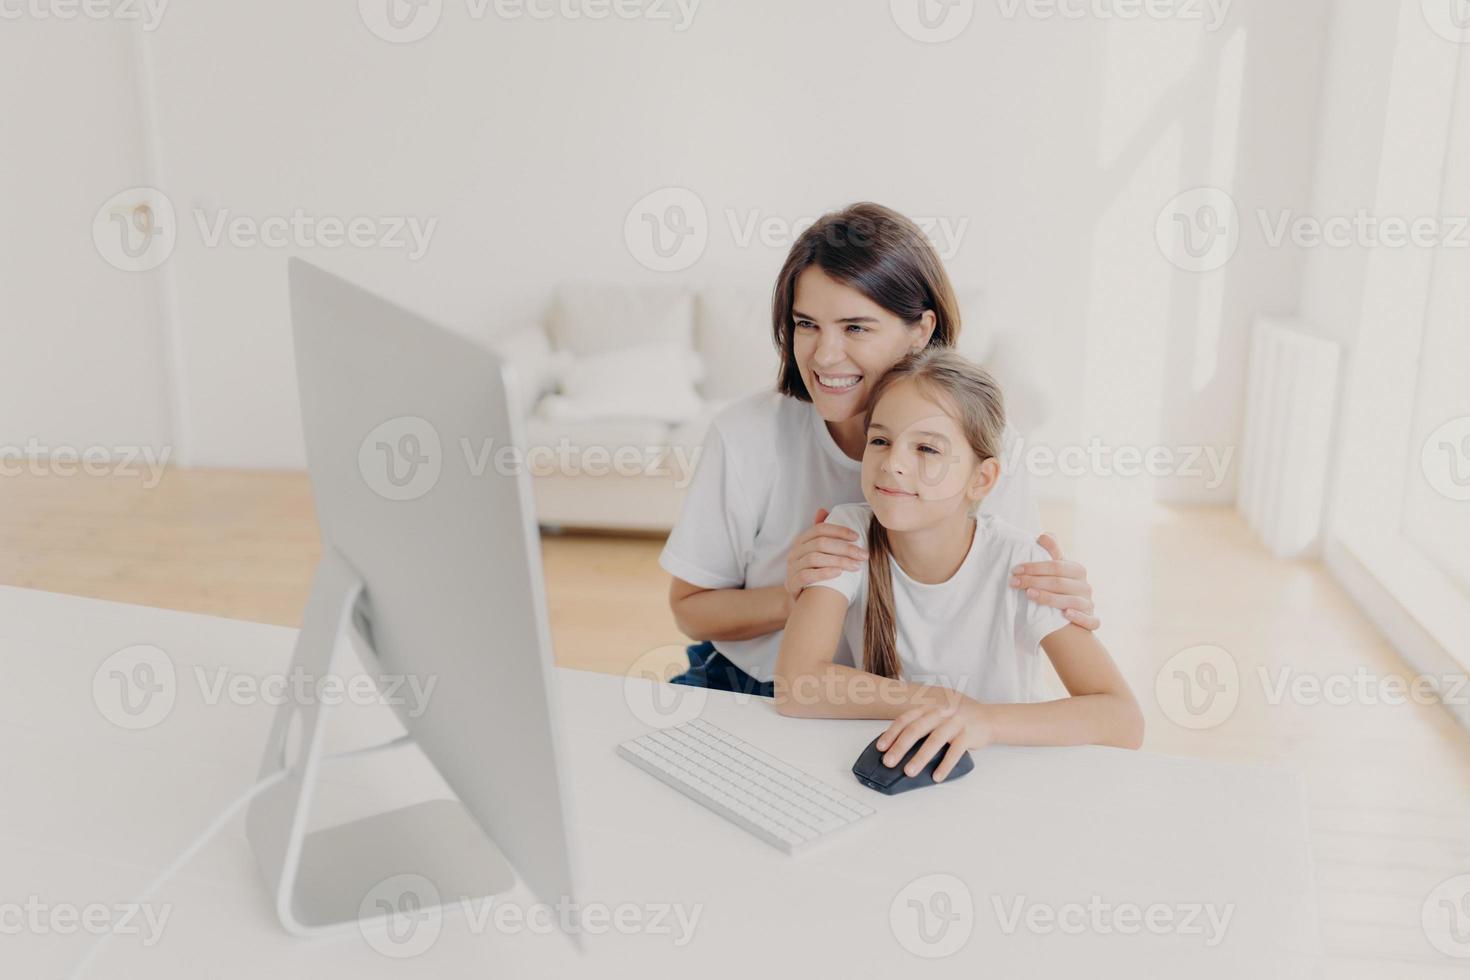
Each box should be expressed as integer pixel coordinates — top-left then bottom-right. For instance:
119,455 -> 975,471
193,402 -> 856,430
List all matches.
669,641 -> 774,698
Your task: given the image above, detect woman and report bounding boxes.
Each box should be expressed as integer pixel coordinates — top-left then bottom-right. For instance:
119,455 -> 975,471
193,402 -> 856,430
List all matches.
659,202 -> 1099,696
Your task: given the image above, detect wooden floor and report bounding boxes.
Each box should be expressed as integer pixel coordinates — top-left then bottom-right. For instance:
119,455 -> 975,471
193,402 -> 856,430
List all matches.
3,468 -> 1468,977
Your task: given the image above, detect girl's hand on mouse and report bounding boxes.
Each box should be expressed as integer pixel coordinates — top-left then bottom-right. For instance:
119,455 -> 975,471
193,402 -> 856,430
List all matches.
783,508 -> 868,614
876,699 -> 993,782
1011,533 -> 1101,631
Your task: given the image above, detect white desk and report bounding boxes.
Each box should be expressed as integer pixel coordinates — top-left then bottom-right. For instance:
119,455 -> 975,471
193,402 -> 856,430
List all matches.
0,585 -> 1319,978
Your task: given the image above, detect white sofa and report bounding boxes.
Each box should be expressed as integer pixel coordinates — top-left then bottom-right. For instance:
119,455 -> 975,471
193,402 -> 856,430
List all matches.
491,282 -> 1046,533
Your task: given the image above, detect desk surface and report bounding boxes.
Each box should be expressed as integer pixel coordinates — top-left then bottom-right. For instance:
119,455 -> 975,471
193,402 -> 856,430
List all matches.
0,585 -> 1319,978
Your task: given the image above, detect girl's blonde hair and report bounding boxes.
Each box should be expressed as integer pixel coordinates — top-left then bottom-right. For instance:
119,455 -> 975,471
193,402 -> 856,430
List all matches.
860,349 -> 1007,680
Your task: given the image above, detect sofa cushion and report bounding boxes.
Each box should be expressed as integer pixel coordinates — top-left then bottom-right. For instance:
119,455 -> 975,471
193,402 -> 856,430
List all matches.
537,342 -> 704,424
695,286 -> 781,400
488,322 -> 572,416
548,283 -> 695,357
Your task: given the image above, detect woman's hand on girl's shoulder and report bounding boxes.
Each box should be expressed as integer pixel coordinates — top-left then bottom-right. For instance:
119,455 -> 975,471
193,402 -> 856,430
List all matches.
1011,532 -> 1101,631
784,508 -> 868,609
875,697 -> 992,783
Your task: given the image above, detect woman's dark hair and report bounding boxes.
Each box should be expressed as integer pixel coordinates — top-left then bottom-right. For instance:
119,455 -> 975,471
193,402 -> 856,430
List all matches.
770,202 -> 962,402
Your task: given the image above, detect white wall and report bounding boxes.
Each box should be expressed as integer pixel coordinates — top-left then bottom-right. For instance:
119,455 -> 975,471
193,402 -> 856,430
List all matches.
1297,1 -> 1404,347
6,0 -> 1334,503
0,19 -> 173,460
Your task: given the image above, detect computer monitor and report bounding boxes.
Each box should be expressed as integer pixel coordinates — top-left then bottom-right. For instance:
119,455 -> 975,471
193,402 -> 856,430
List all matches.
245,258 -> 580,941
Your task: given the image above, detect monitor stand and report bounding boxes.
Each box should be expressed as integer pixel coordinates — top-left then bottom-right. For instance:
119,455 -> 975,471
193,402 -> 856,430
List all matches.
245,545 -> 516,936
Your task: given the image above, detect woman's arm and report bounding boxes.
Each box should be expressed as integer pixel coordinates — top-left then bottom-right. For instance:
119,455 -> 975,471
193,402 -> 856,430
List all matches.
874,625 -> 1145,781
1011,534 -> 1101,630
668,577 -> 792,642
772,587 -> 963,719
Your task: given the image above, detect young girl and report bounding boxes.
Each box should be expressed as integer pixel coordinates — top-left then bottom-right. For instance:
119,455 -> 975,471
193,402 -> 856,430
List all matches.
774,349 -> 1143,780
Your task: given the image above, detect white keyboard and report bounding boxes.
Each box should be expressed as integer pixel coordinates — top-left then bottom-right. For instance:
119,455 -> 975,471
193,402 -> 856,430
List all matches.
616,719 -> 875,854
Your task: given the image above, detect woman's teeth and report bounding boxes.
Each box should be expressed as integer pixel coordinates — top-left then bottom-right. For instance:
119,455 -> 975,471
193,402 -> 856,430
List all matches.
816,373 -> 861,390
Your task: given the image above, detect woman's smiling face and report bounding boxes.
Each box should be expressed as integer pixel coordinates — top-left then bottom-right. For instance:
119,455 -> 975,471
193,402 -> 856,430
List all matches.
790,266 -> 936,424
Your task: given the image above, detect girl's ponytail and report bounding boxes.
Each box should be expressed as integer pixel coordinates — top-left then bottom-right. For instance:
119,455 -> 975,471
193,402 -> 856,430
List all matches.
862,514 -> 902,679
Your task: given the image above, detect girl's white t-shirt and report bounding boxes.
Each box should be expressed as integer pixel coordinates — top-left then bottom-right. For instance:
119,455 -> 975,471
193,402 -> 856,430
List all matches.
658,390 -> 1042,683
811,502 -> 1070,704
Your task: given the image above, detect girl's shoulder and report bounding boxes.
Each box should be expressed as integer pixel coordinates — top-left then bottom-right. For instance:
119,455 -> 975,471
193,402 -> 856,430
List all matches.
824,502 -> 875,544
978,514 -> 1049,564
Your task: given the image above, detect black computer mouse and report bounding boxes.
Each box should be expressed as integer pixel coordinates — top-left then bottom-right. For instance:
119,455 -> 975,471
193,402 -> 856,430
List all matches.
852,734 -> 973,794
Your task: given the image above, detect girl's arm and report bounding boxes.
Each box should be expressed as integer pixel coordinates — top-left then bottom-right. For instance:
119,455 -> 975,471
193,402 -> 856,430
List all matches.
773,587 -> 964,719
875,625 -> 1145,781
668,577 -> 792,642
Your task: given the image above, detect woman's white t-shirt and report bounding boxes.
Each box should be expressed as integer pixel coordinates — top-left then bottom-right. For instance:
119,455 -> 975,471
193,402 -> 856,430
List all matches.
658,390 -> 1042,683
808,502 -> 1070,703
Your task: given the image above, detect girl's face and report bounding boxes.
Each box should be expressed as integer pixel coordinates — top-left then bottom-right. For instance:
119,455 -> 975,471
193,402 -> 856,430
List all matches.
790,266 -> 936,424
861,379 -> 998,532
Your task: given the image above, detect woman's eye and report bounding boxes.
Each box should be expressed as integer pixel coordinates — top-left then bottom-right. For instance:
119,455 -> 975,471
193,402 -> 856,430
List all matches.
794,320 -> 815,330
846,325 -> 866,334
868,437 -> 888,447
918,445 -> 939,455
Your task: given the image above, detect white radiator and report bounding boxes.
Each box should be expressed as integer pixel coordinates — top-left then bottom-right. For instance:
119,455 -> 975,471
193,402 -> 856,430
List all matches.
1239,317 -> 1342,558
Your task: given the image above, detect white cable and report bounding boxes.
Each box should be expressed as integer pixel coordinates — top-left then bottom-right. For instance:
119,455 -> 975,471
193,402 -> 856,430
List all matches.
66,734 -> 414,980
